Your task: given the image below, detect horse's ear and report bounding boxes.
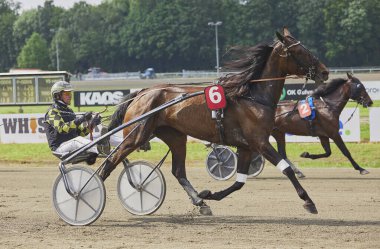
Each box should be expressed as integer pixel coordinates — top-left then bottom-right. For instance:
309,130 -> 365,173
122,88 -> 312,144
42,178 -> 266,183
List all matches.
276,31 -> 284,43
347,72 -> 353,79
283,26 -> 291,36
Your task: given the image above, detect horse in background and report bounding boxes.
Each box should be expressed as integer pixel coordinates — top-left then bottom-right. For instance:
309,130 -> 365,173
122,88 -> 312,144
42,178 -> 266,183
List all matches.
272,73 -> 373,177
102,27 -> 329,215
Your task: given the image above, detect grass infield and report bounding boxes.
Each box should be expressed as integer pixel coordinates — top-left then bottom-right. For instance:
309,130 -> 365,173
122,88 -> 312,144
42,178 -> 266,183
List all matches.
0,101 -> 379,168
0,141 -> 378,169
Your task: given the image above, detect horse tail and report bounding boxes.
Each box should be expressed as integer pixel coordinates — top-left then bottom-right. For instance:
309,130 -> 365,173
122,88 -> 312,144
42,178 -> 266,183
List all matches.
108,91 -> 138,131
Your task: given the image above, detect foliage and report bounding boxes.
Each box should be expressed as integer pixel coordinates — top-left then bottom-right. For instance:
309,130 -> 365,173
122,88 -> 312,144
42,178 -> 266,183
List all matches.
0,0 -> 18,71
50,28 -> 75,71
17,32 -> 50,69
1,0 -> 380,73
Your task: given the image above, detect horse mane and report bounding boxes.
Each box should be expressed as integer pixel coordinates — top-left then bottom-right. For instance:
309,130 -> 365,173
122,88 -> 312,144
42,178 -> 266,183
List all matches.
107,91 -> 139,131
219,42 -> 274,99
311,78 -> 347,98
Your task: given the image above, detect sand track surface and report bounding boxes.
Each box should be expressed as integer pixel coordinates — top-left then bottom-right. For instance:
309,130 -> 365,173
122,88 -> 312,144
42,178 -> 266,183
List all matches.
0,164 -> 379,249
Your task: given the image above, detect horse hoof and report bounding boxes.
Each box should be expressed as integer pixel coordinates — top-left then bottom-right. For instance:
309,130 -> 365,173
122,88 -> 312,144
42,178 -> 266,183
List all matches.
296,171 -> 306,178
199,204 -> 213,216
300,152 -> 309,158
198,190 -> 212,199
303,202 -> 318,214
360,169 -> 370,175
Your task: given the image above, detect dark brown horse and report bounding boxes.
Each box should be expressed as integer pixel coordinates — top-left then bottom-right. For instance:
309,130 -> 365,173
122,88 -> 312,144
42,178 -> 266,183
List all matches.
101,28 -> 329,214
272,73 -> 373,177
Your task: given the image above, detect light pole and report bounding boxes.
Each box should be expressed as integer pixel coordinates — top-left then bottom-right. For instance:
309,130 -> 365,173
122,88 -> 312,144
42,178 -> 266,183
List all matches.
208,21 -> 222,76
50,28 -> 60,71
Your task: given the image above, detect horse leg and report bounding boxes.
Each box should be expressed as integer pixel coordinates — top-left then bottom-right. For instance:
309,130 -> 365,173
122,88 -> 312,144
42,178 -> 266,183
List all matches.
99,120 -> 156,181
259,140 -> 317,214
273,129 -> 305,178
300,136 -> 331,159
155,127 -> 212,215
331,134 -> 369,175
198,147 -> 252,201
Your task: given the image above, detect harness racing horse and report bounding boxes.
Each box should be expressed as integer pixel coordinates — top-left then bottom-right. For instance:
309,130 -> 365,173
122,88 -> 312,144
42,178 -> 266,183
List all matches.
272,73 -> 373,176
101,28 -> 329,215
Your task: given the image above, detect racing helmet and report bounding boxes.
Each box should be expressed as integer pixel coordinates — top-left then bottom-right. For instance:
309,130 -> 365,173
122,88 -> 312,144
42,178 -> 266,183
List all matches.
51,81 -> 74,100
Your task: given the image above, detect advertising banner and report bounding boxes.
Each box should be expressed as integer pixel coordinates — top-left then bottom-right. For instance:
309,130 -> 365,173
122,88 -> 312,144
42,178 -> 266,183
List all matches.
0,113 -> 47,143
369,107 -> 380,142
74,89 -> 130,106
0,108 -> 363,144
0,113 -> 122,144
280,84 -> 315,101
363,81 -> 380,100
280,81 -> 380,101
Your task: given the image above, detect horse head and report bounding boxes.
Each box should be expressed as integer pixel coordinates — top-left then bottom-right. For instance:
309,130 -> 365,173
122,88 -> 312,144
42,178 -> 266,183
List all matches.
275,27 -> 329,83
347,72 -> 373,107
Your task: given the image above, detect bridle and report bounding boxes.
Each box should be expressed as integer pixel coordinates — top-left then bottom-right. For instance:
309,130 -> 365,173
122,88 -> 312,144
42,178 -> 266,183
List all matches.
275,39 -> 322,82
349,80 -> 364,103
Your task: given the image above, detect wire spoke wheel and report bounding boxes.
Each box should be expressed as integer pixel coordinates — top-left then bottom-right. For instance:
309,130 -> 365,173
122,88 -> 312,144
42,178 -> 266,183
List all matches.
52,166 -> 106,226
117,160 -> 166,215
247,152 -> 265,178
206,145 -> 237,181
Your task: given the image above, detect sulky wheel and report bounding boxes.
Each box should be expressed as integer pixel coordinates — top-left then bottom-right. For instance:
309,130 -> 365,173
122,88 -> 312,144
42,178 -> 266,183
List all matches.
247,152 -> 265,178
206,145 -> 237,181
117,160 -> 166,215
52,166 -> 106,226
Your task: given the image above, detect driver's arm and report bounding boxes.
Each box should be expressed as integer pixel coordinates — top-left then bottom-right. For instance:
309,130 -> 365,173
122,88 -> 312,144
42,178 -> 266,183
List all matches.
46,108 -> 90,136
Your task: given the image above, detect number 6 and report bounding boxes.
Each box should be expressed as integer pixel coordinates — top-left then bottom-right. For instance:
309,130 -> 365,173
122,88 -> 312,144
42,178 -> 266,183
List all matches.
209,86 -> 221,104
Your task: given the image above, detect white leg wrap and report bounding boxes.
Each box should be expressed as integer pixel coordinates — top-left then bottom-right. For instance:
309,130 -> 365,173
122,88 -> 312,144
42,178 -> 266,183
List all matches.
236,173 -> 247,183
276,159 -> 290,172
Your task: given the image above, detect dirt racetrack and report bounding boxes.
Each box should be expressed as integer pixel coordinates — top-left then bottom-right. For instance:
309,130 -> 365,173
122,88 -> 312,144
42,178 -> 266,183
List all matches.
0,163 -> 379,249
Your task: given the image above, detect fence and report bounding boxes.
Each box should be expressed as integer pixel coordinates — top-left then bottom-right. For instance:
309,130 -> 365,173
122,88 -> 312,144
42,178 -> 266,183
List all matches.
72,67 -> 380,81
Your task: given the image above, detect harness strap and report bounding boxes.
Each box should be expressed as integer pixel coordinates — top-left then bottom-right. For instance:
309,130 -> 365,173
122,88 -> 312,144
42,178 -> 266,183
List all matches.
308,120 -> 316,137
215,109 -> 225,144
249,75 -> 303,83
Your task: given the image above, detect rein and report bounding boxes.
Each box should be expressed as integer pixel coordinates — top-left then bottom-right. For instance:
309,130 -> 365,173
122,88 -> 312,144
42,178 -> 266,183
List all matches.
249,75 -> 304,83
344,102 -> 359,125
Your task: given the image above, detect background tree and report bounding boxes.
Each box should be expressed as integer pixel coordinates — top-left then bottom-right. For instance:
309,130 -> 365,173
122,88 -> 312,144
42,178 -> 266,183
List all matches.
17,32 -> 50,69
0,0 -> 18,71
324,0 -> 371,66
296,0 -> 328,62
50,28 -> 75,72
2,0 -> 380,73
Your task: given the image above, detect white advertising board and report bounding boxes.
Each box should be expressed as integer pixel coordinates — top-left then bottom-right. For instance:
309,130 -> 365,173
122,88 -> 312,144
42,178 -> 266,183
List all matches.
0,113 -> 47,143
0,113 -> 122,145
369,107 -> 380,142
363,81 -> 380,101
0,108 -> 363,144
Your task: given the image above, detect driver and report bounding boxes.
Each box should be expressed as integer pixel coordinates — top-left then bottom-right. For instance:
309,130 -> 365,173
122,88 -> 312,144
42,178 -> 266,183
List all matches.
44,81 -> 101,164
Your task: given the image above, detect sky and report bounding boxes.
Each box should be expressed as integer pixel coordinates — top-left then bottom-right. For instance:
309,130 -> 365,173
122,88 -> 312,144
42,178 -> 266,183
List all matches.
17,0 -> 103,11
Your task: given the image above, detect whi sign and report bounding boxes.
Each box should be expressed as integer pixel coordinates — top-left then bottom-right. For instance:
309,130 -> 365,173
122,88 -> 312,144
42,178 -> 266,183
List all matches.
0,114 -> 47,143
0,113 -> 117,144
74,90 -> 130,106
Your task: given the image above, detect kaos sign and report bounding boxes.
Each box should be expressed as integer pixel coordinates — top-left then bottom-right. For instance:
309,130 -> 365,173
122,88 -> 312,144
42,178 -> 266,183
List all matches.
74,90 -> 130,106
